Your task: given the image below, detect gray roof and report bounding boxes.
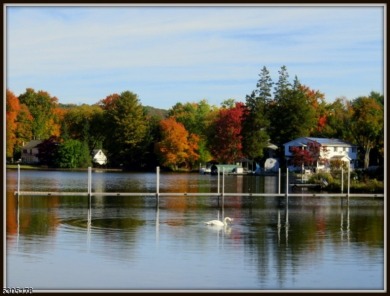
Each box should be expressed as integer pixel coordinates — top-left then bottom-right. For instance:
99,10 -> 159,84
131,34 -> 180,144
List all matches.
284,137 -> 355,147
22,140 -> 43,149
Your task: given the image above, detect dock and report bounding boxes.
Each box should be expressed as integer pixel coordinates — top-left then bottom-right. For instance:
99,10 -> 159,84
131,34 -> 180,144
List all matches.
13,165 -> 383,199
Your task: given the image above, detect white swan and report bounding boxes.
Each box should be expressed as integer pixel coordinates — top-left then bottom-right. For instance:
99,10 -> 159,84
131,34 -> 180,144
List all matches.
205,217 -> 233,226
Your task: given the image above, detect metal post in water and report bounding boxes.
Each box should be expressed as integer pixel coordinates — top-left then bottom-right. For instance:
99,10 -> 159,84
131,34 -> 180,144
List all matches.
87,167 -> 92,196
341,167 -> 344,194
156,166 -> 160,201
285,168 -> 289,205
217,166 -> 220,195
278,168 -> 281,194
347,165 -> 350,201
17,164 -> 20,196
285,168 -> 289,195
222,167 -> 225,196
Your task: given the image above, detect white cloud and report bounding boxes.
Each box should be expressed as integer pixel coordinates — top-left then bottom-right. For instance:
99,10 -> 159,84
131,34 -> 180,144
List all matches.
6,5 -> 384,107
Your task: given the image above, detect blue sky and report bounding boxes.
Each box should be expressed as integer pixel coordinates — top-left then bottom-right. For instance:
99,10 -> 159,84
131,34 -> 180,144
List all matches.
5,5 -> 384,109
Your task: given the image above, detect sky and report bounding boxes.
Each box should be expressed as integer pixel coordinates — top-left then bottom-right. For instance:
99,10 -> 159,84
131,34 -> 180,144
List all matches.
5,4 -> 384,110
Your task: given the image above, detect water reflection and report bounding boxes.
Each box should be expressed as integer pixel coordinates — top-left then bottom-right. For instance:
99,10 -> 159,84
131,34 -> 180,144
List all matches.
340,199 -> 350,244
6,170 -> 384,290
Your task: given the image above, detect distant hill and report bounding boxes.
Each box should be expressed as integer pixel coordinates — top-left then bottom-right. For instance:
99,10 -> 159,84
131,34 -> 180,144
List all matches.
57,102 -> 168,119
144,106 -> 168,119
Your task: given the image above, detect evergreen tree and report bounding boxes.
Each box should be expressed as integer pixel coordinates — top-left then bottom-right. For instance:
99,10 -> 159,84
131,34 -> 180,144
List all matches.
269,75 -> 316,147
273,65 -> 291,102
242,66 -> 272,162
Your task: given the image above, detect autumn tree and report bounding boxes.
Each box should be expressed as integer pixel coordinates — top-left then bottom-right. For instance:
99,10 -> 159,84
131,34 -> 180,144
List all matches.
6,89 -> 33,160
209,102 -> 245,163
155,117 -> 199,170
6,90 -> 20,159
319,97 -> 352,140
37,136 -> 61,167
168,99 -> 216,164
350,95 -> 383,169
290,141 -> 327,169
18,88 -> 61,140
298,85 -> 327,136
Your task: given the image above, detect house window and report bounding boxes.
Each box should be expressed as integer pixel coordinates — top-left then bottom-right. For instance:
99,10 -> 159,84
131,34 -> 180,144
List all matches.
334,147 -> 337,152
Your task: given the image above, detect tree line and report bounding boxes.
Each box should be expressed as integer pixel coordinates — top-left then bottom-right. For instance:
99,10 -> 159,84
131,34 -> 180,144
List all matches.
6,66 -> 384,171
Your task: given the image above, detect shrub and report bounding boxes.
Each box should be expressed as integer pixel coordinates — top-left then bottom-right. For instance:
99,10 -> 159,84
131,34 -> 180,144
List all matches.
308,171 -> 333,185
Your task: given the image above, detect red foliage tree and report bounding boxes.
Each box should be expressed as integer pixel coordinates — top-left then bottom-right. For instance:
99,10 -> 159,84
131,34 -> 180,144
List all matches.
209,102 -> 245,163
290,141 -> 327,168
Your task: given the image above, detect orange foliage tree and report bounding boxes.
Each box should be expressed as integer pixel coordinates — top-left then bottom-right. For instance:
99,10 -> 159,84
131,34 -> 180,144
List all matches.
155,117 -> 199,170
6,90 -> 20,158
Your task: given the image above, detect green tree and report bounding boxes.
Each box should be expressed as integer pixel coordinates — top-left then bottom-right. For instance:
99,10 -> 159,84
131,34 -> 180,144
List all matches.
350,95 -> 383,169
57,139 -> 91,168
242,66 -> 272,162
63,104 -> 105,151
273,65 -> 291,102
18,88 -> 60,140
269,76 -> 317,147
100,91 -> 148,168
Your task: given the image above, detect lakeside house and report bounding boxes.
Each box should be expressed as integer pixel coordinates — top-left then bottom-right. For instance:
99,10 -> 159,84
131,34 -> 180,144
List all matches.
283,137 -> 358,171
21,140 -> 43,164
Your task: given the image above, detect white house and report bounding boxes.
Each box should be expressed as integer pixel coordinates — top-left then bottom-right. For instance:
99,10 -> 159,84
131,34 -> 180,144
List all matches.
283,137 -> 358,171
21,140 -> 43,164
92,149 -> 107,165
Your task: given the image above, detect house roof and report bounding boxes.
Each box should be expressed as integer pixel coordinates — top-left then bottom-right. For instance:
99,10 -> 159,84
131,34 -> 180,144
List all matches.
92,149 -> 107,155
284,137 -> 355,147
22,140 -> 43,149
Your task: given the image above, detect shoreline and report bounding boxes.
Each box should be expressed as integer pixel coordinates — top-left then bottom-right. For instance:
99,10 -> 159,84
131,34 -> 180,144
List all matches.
6,164 -> 122,172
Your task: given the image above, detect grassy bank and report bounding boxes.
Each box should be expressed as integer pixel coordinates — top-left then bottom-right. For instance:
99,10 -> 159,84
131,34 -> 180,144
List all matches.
308,171 -> 384,194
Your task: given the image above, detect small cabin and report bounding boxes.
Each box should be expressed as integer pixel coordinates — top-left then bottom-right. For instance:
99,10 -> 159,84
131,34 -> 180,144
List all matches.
21,140 -> 43,164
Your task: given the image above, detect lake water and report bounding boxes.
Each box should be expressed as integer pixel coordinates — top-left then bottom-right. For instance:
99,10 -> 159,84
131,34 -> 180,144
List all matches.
5,169 -> 385,291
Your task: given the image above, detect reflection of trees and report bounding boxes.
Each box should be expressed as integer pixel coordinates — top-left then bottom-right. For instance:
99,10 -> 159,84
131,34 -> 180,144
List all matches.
6,190 -> 18,242
243,197 -> 384,289
14,196 -> 60,236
